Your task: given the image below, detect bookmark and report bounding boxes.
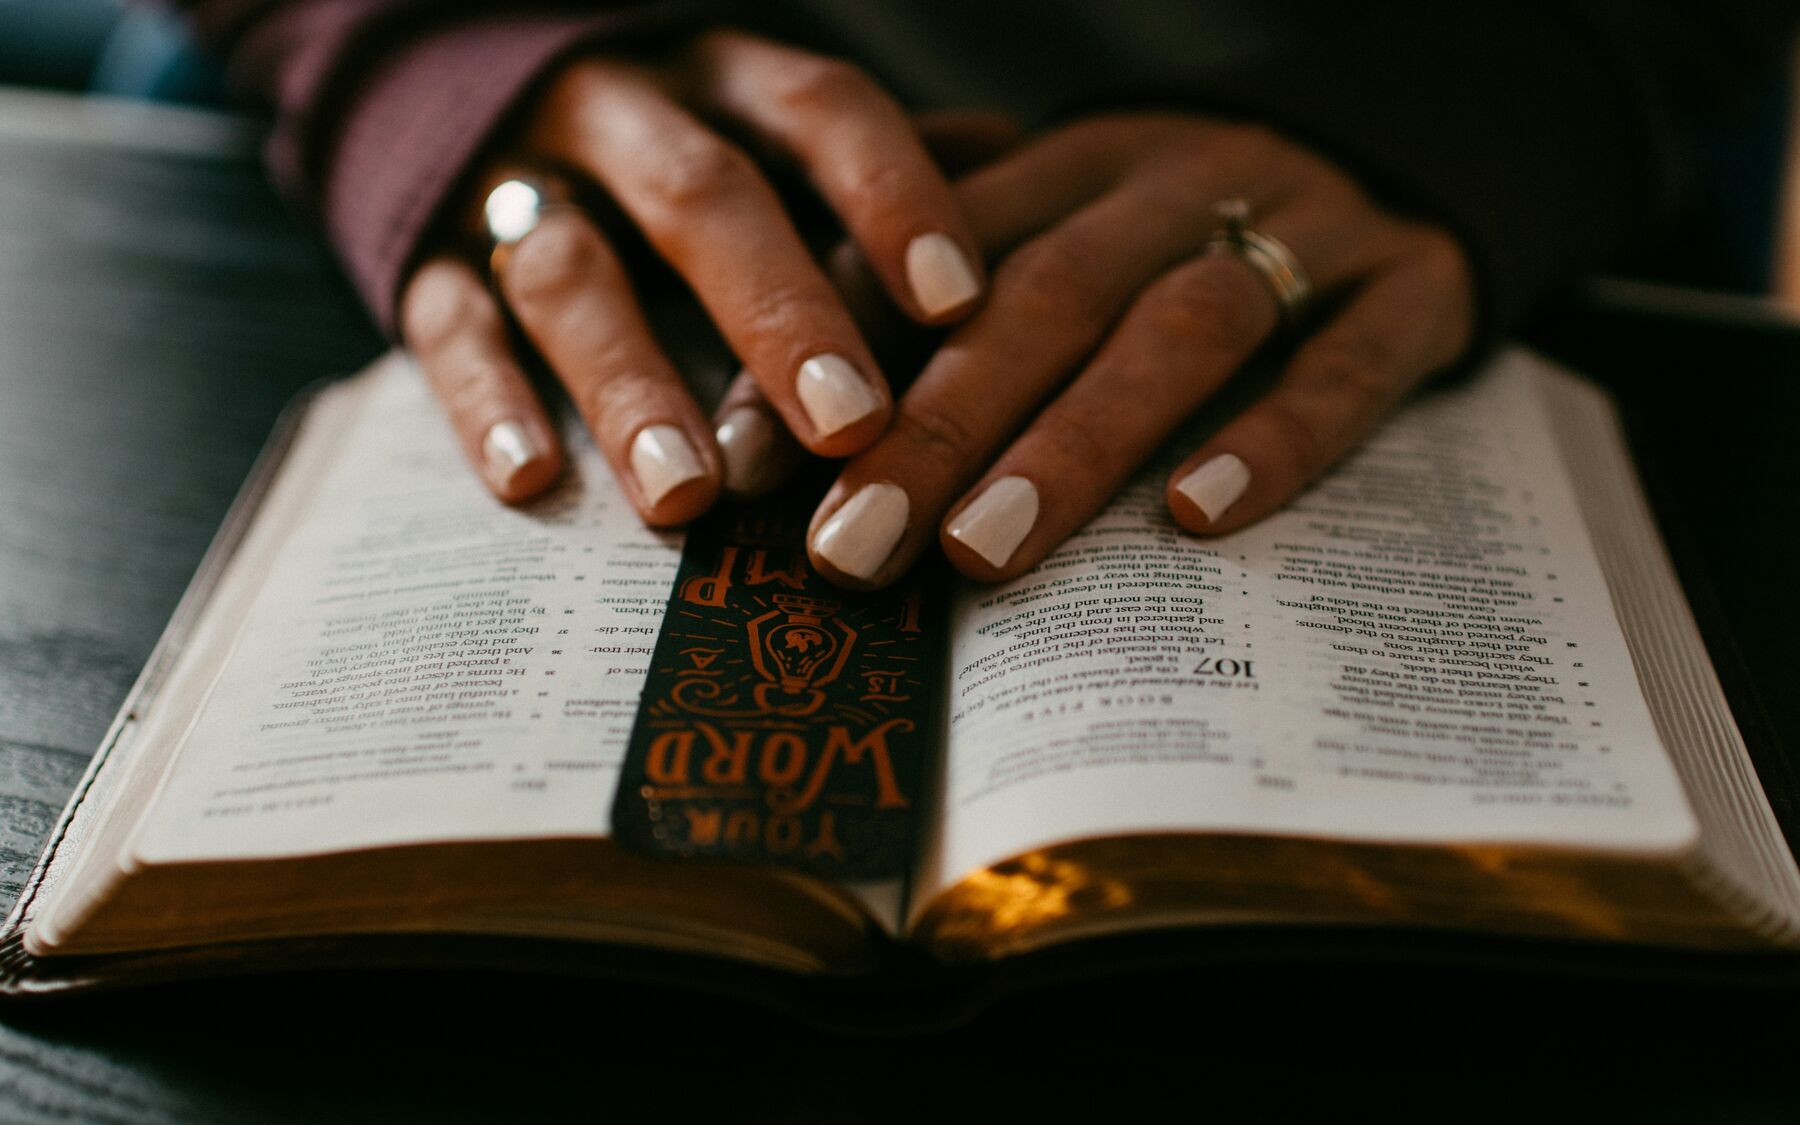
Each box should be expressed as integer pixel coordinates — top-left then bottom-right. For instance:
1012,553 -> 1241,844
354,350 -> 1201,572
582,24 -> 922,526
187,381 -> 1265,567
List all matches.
612,487 -> 943,879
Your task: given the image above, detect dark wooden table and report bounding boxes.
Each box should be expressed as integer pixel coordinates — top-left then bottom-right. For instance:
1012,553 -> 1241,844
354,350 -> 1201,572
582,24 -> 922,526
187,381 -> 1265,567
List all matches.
5,89 -> 1800,1123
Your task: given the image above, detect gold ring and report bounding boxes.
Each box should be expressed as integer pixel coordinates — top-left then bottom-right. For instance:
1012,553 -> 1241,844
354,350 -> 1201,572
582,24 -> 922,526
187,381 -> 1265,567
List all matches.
1205,198 -> 1313,323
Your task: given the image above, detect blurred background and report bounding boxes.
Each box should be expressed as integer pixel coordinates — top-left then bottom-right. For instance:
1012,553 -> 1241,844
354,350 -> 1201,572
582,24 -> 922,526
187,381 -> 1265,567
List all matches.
0,0 -> 1797,304
0,0 -> 224,106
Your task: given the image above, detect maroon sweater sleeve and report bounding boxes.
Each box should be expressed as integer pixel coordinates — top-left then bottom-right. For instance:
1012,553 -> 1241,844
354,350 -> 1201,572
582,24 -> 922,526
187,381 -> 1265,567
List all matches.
167,1 -> 707,332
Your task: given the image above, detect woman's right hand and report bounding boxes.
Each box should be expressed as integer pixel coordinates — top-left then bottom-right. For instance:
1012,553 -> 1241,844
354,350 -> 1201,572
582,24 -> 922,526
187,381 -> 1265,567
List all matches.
396,29 -> 987,523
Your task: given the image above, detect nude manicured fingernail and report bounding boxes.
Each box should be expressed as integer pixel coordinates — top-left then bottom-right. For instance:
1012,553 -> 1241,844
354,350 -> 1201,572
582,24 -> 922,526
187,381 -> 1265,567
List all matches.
797,354 -> 882,438
906,232 -> 981,317
813,482 -> 909,580
947,476 -> 1038,568
629,424 -> 705,506
715,406 -> 784,497
483,420 -> 542,489
1175,454 -> 1252,523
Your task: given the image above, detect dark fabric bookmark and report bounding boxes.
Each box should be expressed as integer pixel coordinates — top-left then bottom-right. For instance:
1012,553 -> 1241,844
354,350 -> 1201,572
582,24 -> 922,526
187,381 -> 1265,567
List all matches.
612,491 -> 944,879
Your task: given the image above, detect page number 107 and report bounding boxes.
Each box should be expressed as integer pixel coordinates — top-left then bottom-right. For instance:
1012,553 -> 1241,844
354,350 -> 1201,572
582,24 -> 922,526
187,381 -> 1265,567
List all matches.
1193,657 -> 1255,679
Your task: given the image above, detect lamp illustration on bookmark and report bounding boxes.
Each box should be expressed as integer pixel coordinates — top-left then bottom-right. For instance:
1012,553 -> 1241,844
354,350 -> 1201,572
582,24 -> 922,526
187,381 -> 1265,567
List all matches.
747,595 -> 856,717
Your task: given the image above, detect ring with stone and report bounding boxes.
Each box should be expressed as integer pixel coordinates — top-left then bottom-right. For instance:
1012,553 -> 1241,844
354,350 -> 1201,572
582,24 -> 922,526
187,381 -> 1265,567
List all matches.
1205,197 -> 1313,324
482,174 -> 579,280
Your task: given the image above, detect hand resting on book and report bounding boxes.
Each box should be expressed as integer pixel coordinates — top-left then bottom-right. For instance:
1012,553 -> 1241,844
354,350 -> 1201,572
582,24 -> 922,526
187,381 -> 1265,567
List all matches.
399,29 -> 984,523
801,114 -> 1474,588
393,29 -> 1474,589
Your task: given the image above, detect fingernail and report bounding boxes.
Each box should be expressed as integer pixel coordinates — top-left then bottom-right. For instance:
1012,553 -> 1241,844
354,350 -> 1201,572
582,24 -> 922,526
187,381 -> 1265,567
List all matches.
629,424 -> 706,506
813,482 -> 909,580
1175,454 -> 1252,523
947,476 -> 1038,568
715,406 -> 784,497
905,232 -> 981,317
797,353 -> 882,438
483,420 -> 542,490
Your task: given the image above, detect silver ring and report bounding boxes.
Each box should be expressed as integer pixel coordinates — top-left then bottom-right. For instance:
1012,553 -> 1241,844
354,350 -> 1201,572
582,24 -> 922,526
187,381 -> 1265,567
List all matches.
1205,198 -> 1312,323
482,175 -> 577,279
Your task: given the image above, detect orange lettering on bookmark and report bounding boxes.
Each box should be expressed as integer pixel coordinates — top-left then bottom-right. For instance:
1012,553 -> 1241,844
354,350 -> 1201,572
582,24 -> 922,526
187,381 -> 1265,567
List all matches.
613,490 -> 944,878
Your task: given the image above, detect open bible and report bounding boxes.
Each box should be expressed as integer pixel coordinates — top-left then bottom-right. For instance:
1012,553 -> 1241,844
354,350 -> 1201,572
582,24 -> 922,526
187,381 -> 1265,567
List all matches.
6,347 -> 1800,1016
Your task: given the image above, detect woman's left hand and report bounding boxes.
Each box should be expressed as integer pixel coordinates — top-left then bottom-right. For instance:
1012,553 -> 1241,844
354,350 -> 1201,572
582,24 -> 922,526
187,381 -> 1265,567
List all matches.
800,113 -> 1477,587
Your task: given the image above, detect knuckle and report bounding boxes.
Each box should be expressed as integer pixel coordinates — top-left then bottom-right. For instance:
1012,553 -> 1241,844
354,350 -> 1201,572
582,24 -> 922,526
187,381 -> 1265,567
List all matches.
994,237 -> 1111,330
1260,399 -> 1331,479
1295,341 -> 1396,415
436,357 -> 512,418
576,370 -> 659,436
1400,230 -> 1476,355
897,399 -> 980,463
642,134 -> 759,212
778,57 -> 878,115
585,333 -> 649,388
1223,120 -> 1281,153
503,218 -> 611,306
1039,114 -> 1174,174
1147,262 -> 1268,354
1299,336 -> 1377,383
1203,121 -> 1314,187
838,157 -> 916,219
1068,112 -> 1168,153
1286,182 -> 1361,227
737,281 -> 832,344
1037,413 -> 1112,474
401,263 -> 494,353
1412,228 -> 1472,285
1211,121 -> 1283,167
1056,113 -> 1131,150
539,59 -> 606,120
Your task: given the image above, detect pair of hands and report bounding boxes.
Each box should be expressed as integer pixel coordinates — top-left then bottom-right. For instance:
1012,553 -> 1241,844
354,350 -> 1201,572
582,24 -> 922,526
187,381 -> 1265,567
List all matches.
399,29 -> 1474,588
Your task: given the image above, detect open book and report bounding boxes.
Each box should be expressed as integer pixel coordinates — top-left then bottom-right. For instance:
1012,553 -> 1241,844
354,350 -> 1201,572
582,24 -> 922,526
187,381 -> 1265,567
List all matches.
6,347 -> 1799,1013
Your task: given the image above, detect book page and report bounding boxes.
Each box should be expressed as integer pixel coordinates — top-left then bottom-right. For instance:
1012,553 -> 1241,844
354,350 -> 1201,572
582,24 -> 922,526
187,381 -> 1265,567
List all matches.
131,357 -> 681,863
924,351 -> 1700,900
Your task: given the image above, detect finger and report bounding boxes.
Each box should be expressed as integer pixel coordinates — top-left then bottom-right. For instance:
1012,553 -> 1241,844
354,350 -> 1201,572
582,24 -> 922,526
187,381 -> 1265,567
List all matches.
939,204 -> 1391,579
950,117 -> 1160,257
815,114 -> 1132,350
689,31 -> 986,323
529,61 -> 890,457
1167,239 -> 1474,535
494,208 -> 720,526
713,368 -> 803,499
804,177 -> 1257,588
400,255 -> 563,503
687,32 -> 993,322
937,255 -> 1276,578
913,109 -> 1027,174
